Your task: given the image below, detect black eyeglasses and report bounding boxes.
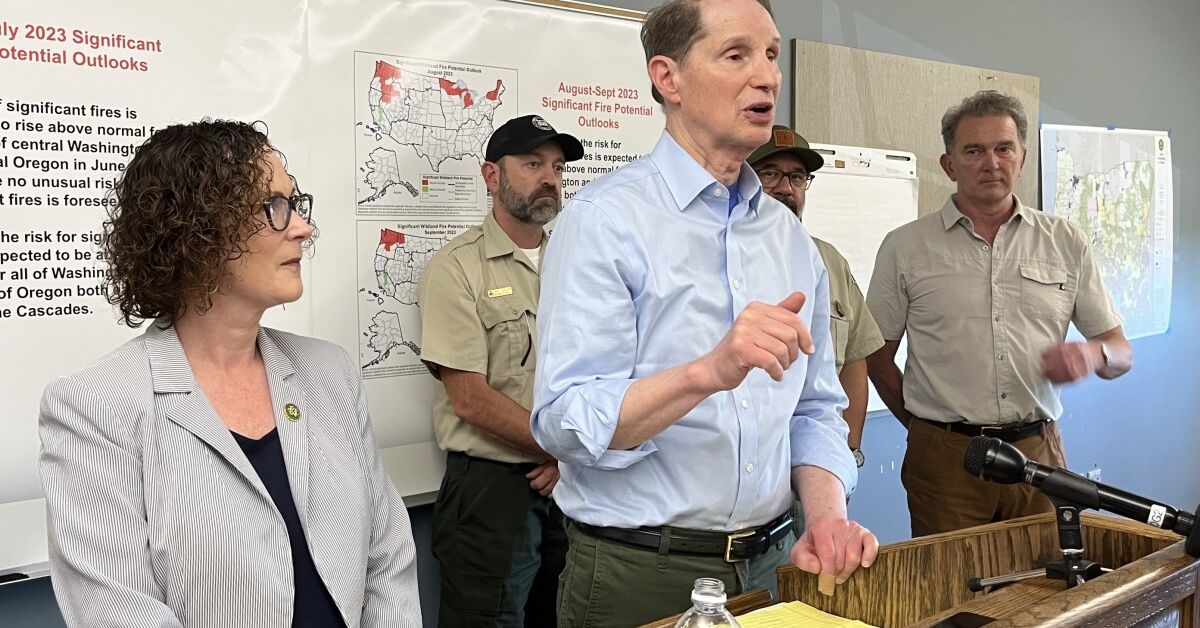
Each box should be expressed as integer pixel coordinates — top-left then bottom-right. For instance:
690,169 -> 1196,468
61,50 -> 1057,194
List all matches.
261,193 -> 314,231
756,169 -> 815,190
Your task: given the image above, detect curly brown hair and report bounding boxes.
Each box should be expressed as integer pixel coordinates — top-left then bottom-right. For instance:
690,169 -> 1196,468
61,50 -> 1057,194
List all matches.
102,119 -> 302,327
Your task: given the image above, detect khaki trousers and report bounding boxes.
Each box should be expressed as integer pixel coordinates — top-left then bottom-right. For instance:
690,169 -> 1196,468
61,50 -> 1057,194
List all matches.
903,418 -> 1068,537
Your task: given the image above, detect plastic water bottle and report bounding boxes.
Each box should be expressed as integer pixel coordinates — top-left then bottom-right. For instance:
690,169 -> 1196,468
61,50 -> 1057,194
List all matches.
673,578 -> 742,627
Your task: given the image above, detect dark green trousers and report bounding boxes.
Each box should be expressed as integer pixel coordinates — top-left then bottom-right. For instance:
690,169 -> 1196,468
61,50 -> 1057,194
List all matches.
432,452 -> 567,627
557,520 -> 793,627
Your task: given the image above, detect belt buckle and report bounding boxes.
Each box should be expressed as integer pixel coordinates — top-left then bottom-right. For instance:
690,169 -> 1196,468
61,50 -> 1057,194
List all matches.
724,529 -> 755,563
979,424 -> 1006,438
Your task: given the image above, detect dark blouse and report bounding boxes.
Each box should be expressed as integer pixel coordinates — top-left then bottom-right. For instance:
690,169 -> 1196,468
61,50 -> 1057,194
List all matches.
232,428 -> 348,628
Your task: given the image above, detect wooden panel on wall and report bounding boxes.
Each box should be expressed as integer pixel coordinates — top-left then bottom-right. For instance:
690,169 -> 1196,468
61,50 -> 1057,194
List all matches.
792,40 -> 1040,217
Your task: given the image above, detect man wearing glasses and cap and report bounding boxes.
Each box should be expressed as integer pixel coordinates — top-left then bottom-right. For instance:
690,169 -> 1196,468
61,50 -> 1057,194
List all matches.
750,125 -> 884,483
418,114 -> 584,627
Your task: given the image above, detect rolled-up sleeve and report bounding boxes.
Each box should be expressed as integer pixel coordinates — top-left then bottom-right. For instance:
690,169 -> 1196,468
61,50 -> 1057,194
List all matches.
1070,225 -> 1124,338
531,201 -> 657,469
417,251 -> 486,377
866,231 -> 908,342
789,250 -> 856,495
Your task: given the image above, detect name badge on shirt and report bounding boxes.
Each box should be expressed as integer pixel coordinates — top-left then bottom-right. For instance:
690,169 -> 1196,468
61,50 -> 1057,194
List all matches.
488,286 -> 513,298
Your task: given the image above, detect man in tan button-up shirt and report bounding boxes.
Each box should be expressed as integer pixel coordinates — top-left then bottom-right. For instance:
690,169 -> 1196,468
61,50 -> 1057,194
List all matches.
866,91 -> 1133,537
418,115 -> 583,625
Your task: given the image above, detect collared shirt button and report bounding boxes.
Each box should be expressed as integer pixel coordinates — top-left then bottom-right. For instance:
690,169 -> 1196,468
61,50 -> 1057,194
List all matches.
740,399 -> 750,409
983,245 -> 990,251
998,354 -> 1005,360
732,279 -> 742,290
714,187 -> 724,197
994,315 -> 1001,322
745,463 -> 754,473
1001,392 -> 1008,399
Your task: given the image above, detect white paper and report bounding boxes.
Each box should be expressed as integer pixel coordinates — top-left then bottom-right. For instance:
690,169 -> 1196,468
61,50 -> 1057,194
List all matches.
803,144 -> 918,413
304,0 -> 664,497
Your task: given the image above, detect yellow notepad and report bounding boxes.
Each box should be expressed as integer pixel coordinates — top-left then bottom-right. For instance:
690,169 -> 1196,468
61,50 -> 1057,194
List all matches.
737,601 -> 877,627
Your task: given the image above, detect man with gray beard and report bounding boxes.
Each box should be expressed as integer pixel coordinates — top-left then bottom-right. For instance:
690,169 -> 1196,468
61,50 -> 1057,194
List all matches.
418,114 -> 583,627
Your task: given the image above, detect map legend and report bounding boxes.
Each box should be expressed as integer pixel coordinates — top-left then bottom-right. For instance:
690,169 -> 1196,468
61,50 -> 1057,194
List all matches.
419,174 -> 477,205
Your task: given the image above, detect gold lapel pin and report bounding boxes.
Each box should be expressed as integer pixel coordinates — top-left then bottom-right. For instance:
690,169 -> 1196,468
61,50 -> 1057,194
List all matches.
284,403 -> 301,422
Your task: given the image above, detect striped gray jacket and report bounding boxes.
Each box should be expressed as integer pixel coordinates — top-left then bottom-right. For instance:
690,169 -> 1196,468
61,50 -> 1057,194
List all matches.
39,323 -> 422,627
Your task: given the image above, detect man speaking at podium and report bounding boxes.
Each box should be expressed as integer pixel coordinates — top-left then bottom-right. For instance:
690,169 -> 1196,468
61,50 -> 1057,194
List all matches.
866,90 -> 1134,537
532,0 -> 876,625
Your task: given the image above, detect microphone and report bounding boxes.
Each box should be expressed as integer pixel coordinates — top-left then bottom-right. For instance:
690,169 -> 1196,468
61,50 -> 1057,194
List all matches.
963,436 -> 1198,541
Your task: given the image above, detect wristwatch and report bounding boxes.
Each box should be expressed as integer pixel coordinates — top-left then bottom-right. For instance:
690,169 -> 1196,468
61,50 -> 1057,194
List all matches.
851,448 -> 865,468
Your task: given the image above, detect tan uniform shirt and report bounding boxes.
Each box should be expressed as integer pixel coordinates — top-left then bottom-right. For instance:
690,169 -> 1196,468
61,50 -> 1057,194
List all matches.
814,238 -> 885,373
866,195 -> 1122,425
418,212 -> 543,463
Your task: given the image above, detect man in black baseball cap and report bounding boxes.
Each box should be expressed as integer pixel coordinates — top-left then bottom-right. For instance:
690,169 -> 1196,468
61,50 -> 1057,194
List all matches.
419,113 -> 582,626
486,113 -> 585,163
480,114 -> 584,229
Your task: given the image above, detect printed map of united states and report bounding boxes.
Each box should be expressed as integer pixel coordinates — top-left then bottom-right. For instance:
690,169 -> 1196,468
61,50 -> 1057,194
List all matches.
373,228 -> 448,305
367,61 -> 505,171
361,228 -> 451,369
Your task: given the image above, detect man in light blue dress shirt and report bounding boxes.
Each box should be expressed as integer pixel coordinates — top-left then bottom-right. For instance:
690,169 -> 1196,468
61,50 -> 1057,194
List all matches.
531,0 -> 878,625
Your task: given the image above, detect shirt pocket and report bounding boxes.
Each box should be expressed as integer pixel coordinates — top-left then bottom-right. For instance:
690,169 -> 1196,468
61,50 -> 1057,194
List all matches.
477,298 -> 536,376
829,306 -> 850,372
1018,264 -> 1074,320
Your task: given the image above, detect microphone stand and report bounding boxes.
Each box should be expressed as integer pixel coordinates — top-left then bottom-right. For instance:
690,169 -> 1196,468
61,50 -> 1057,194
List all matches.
962,435 -> 1200,593
1043,500 -> 1106,587
967,498 -> 1107,592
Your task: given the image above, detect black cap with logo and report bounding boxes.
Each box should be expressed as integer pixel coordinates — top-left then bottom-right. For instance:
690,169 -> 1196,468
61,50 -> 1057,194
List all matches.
485,115 -> 585,163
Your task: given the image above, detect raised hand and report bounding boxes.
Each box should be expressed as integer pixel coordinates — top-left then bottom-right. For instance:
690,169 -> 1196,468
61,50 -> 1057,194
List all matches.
697,291 -> 815,391
1041,341 -> 1099,383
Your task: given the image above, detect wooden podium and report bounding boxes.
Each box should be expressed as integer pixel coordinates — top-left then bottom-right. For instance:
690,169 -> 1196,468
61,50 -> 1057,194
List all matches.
779,512 -> 1200,626
647,512 -> 1200,627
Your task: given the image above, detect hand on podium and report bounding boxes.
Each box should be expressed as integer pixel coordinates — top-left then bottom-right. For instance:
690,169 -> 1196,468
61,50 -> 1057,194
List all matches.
791,515 -> 879,593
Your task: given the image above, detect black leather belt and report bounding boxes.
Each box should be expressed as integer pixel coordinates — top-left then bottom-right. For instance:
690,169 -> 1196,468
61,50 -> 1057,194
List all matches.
920,417 -> 1048,443
572,511 -> 793,563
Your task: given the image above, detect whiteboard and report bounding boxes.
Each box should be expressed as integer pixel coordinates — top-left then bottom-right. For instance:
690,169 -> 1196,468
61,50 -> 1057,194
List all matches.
0,0 -> 658,576
305,0 -> 661,510
802,143 -> 918,413
0,0 -> 314,576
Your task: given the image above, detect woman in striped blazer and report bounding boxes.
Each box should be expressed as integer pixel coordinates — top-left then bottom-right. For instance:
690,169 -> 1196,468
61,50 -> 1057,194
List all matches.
38,120 -> 421,627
